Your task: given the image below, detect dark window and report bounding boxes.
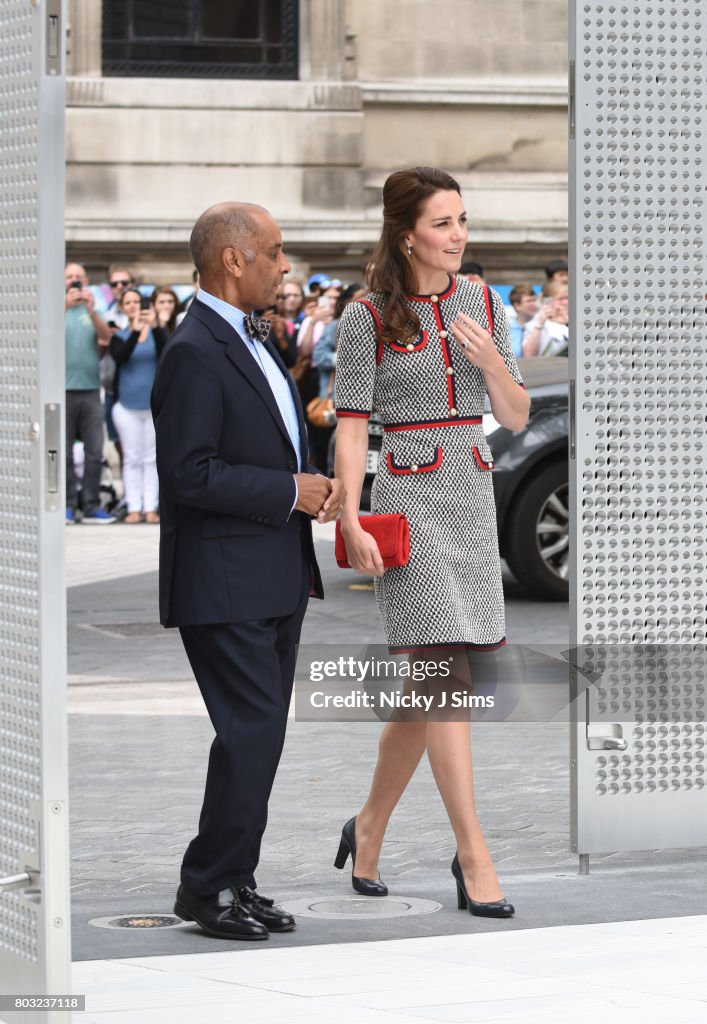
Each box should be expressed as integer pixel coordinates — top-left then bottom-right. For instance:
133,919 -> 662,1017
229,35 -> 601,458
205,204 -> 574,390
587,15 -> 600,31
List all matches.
102,0 -> 298,79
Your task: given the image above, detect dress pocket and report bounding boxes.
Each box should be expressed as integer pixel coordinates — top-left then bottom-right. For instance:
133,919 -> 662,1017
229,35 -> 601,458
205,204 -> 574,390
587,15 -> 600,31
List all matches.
472,445 -> 495,471
386,447 -> 443,475
389,330 -> 429,354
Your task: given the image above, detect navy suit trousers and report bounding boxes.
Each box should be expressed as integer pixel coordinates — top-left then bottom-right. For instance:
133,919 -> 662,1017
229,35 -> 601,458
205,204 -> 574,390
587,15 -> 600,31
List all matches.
178,552 -> 309,896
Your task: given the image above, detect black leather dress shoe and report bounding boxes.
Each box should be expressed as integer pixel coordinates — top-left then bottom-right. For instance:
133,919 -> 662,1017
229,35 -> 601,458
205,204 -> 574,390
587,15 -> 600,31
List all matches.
174,884 -> 269,940
237,886 -> 296,932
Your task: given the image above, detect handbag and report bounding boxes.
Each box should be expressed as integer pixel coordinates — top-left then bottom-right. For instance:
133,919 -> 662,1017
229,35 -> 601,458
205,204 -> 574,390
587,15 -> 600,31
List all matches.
306,370 -> 336,428
335,513 -> 411,569
290,350 -> 312,383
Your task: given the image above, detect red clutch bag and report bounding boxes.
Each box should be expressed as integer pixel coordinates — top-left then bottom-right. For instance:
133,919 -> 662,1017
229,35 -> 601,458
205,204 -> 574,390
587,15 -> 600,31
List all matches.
335,514 -> 411,569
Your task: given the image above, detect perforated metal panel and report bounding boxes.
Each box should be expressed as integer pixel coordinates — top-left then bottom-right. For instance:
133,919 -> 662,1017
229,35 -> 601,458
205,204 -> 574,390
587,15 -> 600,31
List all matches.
0,0 -> 70,1018
569,1 -> 707,855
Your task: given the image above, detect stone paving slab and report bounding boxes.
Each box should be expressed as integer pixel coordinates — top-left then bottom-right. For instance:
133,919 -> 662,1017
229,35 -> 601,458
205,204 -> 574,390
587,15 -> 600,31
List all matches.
68,711 -> 707,960
65,527 -> 707,961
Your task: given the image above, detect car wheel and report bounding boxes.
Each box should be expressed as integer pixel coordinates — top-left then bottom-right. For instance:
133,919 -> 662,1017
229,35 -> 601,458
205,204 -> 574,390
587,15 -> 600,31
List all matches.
503,459 -> 569,601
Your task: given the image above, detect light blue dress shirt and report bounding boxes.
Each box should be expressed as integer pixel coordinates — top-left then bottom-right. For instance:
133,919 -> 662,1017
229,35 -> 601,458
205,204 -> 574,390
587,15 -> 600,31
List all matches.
196,288 -> 302,508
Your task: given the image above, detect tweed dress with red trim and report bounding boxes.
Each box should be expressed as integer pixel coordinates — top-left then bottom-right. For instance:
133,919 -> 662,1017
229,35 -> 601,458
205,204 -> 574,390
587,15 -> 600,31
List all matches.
335,275 -> 525,654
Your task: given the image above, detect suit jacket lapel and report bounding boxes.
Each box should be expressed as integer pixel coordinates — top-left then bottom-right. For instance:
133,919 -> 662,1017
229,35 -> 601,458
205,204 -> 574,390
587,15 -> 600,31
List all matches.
224,335 -> 297,457
262,337 -> 310,468
188,299 -> 309,467
188,300 -> 296,456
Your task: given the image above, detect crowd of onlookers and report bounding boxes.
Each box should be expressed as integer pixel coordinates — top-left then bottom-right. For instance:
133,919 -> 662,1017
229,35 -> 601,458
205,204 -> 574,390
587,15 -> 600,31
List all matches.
64,262 -> 183,524
64,256 -> 568,522
507,259 -> 569,359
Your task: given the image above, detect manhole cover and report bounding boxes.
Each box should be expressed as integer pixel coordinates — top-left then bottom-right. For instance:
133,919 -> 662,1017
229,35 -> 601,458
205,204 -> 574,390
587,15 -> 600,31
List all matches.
89,914 -> 187,930
278,896 -> 441,920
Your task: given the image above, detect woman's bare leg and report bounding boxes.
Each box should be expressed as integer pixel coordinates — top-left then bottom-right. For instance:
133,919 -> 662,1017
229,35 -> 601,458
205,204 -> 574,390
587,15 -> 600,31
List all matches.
352,719 -> 427,877
351,652 -> 503,900
425,651 -> 504,901
426,719 -> 503,901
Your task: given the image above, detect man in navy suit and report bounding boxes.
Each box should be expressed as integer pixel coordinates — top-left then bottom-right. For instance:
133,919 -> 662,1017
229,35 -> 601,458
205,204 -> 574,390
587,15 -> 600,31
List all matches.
152,202 -> 345,940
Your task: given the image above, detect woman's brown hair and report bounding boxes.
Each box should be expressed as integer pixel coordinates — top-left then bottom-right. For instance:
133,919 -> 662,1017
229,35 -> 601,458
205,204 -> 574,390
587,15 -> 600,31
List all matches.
370,166 -> 462,346
150,286 -> 179,334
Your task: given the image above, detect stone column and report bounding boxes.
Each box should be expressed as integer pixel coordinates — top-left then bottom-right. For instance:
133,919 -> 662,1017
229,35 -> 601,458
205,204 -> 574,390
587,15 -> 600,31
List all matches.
300,0 -> 349,80
67,0 -> 102,77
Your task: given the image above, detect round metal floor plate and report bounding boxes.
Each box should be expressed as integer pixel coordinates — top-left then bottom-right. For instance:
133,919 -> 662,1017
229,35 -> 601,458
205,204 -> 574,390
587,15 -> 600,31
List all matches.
89,914 -> 189,930
278,896 -> 442,920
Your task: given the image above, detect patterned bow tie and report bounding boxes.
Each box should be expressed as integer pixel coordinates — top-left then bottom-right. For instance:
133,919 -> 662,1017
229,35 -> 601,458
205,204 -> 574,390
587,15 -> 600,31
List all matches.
244,312 -> 272,343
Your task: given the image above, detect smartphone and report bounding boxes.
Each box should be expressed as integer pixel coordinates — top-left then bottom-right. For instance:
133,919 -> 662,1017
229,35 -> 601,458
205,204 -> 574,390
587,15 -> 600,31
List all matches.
318,295 -> 332,309
140,294 -> 151,310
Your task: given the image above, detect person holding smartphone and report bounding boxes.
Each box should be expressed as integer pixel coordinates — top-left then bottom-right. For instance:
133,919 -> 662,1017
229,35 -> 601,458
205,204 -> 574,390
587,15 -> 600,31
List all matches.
110,288 -> 169,523
64,262 -> 116,524
521,281 -> 569,357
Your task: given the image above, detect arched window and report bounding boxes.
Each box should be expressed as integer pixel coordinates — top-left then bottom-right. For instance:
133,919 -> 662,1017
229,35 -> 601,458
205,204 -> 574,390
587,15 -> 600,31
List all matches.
102,0 -> 299,79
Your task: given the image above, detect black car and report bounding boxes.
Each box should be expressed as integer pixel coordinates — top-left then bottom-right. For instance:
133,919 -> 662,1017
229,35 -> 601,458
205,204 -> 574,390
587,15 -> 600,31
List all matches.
329,357 -> 569,601
487,357 -> 568,601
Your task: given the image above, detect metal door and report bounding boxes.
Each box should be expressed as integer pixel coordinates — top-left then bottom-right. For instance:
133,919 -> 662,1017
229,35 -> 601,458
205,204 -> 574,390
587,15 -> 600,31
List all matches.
0,1 -> 70,1020
569,0 -> 707,859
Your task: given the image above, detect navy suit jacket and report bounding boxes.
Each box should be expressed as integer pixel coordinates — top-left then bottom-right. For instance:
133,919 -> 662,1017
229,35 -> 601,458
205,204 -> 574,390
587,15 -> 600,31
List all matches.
151,298 -> 323,627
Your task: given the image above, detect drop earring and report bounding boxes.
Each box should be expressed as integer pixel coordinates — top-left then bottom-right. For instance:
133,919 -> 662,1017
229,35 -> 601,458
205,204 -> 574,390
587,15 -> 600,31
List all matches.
406,244 -> 413,256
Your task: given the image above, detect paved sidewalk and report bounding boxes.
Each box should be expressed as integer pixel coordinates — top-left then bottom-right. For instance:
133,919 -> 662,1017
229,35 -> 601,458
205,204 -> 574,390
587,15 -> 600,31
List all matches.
63,524 -> 707,1020
73,915 -> 707,1024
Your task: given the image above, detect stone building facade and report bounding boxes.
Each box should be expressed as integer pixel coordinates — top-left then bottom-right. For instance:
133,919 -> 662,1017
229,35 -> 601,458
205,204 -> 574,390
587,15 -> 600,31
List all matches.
66,0 -> 568,285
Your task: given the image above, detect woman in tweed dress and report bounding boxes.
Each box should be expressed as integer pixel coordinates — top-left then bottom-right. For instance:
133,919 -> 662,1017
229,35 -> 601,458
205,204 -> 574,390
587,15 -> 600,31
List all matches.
333,167 -> 530,916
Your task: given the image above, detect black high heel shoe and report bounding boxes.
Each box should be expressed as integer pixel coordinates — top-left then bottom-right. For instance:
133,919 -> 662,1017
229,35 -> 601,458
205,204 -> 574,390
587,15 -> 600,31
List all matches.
334,817 -> 388,896
451,853 -> 514,918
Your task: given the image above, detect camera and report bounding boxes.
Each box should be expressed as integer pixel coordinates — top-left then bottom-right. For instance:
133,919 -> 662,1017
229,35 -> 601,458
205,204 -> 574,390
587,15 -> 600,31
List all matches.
67,279 -> 83,291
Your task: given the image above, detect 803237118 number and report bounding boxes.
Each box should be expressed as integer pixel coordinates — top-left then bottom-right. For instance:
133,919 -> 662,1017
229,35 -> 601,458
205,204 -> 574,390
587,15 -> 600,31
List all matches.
0,995 -> 86,1010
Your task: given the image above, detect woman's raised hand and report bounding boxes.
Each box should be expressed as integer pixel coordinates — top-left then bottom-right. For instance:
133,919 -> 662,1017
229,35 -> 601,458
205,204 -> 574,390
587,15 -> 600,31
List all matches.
140,307 -> 158,329
449,313 -> 503,374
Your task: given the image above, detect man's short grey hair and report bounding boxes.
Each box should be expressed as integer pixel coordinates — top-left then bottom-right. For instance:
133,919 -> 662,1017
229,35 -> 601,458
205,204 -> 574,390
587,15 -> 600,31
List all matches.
189,204 -> 266,276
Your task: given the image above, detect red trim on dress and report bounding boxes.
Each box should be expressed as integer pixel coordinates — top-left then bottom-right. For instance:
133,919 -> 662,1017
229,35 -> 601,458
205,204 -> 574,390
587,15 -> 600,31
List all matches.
481,285 -> 494,333
470,638 -> 507,652
383,416 -> 482,433
358,298 -> 382,330
388,638 -> 507,654
432,304 -> 457,411
386,447 -> 443,475
389,330 -> 429,353
472,446 -> 494,471
358,299 -> 385,365
336,410 -> 370,419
